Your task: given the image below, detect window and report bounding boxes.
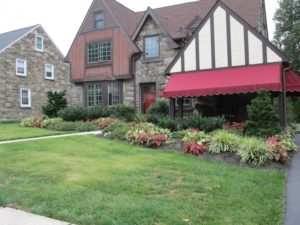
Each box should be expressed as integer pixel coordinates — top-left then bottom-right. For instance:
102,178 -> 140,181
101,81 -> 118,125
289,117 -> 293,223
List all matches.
45,64 -> 54,80
87,84 -> 102,107
176,98 -> 192,106
20,88 -> 31,108
35,35 -> 44,52
144,35 -> 160,58
108,83 -> 121,106
16,58 -> 27,76
87,41 -> 112,64
95,12 -> 104,29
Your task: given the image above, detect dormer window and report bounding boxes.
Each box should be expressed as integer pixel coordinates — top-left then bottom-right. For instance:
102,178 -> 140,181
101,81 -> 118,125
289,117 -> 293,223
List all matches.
95,12 -> 104,29
144,35 -> 160,58
35,35 -> 44,52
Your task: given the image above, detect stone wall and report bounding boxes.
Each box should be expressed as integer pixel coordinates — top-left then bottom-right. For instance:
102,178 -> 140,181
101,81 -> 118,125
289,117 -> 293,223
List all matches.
133,17 -> 178,112
0,26 -> 81,120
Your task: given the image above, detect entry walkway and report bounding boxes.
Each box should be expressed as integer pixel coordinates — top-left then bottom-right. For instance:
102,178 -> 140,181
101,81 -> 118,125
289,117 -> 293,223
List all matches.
285,133 -> 300,225
0,207 -> 74,225
0,131 -> 102,145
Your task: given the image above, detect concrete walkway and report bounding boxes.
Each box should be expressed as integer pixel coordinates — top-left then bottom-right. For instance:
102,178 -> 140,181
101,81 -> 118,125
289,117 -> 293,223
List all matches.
0,131 -> 102,145
0,207 -> 74,225
285,134 -> 300,225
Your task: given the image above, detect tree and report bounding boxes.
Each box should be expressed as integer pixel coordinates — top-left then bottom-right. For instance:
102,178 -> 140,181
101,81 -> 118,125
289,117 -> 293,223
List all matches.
42,91 -> 67,118
246,90 -> 282,137
273,0 -> 300,73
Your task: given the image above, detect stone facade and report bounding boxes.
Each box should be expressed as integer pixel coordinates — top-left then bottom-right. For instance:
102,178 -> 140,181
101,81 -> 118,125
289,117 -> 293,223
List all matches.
133,17 -> 178,112
0,26 -> 81,120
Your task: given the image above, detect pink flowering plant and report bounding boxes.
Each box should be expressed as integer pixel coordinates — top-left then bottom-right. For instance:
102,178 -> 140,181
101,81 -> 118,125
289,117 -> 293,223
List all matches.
126,123 -> 171,148
182,129 -> 210,155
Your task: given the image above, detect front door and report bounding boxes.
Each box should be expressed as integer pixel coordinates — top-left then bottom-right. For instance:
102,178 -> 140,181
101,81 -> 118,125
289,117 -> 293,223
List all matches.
141,83 -> 156,113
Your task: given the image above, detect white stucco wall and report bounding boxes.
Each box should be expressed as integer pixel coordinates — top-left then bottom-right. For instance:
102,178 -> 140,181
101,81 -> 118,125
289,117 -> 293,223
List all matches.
170,57 -> 182,73
267,47 -> 282,63
230,16 -> 245,66
248,31 -> 263,65
199,19 -> 212,70
184,38 -> 197,71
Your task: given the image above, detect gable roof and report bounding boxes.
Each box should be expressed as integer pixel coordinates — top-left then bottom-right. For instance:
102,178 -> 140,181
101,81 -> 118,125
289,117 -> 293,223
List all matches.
0,24 -> 40,53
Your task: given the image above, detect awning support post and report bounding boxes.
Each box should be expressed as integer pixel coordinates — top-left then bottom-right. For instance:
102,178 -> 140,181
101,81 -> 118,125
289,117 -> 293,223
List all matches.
178,98 -> 184,118
169,98 -> 175,118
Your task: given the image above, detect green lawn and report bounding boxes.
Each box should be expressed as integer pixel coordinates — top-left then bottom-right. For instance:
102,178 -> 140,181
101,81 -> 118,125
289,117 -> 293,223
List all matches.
0,136 -> 286,225
0,123 -> 65,141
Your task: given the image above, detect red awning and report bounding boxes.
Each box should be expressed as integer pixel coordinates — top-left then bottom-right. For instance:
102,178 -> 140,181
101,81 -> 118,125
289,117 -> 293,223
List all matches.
286,70 -> 300,92
164,64 -> 283,98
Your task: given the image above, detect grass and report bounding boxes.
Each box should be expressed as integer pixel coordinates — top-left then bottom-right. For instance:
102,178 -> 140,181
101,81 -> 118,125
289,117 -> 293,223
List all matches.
0,136 -> 286,225
0,123 -> 66,141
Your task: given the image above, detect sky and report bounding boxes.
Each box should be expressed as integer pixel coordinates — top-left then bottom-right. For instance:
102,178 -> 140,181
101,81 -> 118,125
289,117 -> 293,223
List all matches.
0,0 -> 279,56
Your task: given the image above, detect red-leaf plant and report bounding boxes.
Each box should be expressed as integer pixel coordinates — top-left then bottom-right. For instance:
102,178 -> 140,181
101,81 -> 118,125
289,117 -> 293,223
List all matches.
266,135 -> 288,162
182,129 -> 210,155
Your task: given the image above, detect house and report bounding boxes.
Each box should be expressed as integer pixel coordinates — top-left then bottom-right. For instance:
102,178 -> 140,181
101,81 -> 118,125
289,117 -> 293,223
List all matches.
0,25 -> 81,120
66,0 -> 300,124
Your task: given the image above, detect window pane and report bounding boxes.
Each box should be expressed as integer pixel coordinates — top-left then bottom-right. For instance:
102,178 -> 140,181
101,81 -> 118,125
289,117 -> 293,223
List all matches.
96,84 -> 102,105
16,59 -> 26,75
88,85 -> 94,107
87,42 -> 111,64
36,36 -> 43,50
22,90 -> 29,105
45,64 -> 54,79
95,12 -> 104,29
108,83 -> 121,106
145,36 -> 159,58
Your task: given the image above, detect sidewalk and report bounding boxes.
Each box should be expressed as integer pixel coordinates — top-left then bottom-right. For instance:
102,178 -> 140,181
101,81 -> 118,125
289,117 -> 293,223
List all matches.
0,131 -> 102,145
0,207 -> 74,225
285,133 -> 300,225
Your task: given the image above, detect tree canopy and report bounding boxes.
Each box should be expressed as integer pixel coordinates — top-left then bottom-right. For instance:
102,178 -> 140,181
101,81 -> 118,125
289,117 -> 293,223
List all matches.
274,0 -> 300,73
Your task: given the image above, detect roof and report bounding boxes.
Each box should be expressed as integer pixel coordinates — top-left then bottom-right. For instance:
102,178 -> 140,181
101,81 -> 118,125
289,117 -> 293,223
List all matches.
105,0 -> 263,39
0,25 -> 40,53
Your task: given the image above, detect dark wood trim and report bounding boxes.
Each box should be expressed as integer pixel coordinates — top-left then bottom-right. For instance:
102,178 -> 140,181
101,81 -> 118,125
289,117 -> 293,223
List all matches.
143,34 -> 161,60
226,11 -> 232,67
244,28 -> 249,65
210,15 -> 216,69
177,98 -> 184,118
181,52 -> 185,72
195,33 -> 200,70
169,98 -> 175,118
263,43 -> 267,64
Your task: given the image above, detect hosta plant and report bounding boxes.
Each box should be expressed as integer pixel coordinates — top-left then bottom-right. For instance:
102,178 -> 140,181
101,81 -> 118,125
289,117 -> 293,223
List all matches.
182,129 -> 210,155
126,123 -> 171,148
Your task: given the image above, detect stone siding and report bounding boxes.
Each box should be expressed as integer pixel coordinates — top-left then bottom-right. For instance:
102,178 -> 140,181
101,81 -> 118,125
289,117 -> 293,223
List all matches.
0,26 -> 81,120
133,17 -> 178,112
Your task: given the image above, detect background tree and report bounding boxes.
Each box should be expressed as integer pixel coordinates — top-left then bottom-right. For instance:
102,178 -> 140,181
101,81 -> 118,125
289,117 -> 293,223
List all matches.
42,91 -> 67,118
273,0 -> 300,73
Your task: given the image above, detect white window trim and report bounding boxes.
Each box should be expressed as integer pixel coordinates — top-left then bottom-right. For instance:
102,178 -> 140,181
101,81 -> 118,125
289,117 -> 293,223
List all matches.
45,64 -> 54,80
35,35 -> 44,52
20,88 -> 31,108
16,58 -> 27,76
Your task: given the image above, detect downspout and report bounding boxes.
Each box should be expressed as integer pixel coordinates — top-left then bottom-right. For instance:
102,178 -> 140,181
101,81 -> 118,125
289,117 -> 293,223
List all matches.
281,63 -> 292,131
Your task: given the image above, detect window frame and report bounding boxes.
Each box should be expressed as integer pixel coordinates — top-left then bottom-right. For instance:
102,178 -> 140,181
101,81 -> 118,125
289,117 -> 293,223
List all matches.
45,64 -> 54,80
95,11 -> 104,30
35,35 -> 44,52
20,88 -> 31,108
16,58 -> 27,76
144,35 -> 160,59
86,41 -> 112,65
87,83 -> 103,107
108,82 -> 121,106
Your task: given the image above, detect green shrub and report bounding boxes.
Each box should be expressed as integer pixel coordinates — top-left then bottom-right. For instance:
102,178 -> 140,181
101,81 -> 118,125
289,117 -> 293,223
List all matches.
208,130 -> 240,154
237,137 -> 274,166
184,115 -> 225,132
104,121 -> 131,140
87,106 -> 111,120
246,90 -> 281,137
114,104 -> 136,122
74,122 -> 98,132
147,100 -> 169,116
134,113 -> 148,123
58,106 -> 88,122
48,121 -> 97,132
126,123 -> 172,148
293,97 -> 300,122
42,91 -> 67,118
40,118 -> 63,128
156,116 -> 180,132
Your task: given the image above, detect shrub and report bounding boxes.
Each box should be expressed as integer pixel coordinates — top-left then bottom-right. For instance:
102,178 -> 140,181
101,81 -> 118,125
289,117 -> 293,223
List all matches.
182,129 -> 210,155
97,118 -> 117,130
42,91 -> 67,118
48,121 -> 97,132
147,100 -> 169,116
223,122 -> 246,134
104,121 -> 131,140
58,106 -> 88,122
156,116 -> 181,132
293,97 -> 300,122
114,104 -> 136,122
134,113 -> 148,123
126,123 -> 171,148
237,137 -> 274,166
40,118 -> 63,128
267,135 -> 297,162
208,130 -> 240,154
184,115 -> 225,132
246,90 -> 281,137
20,117 -> 44,128
87,106 -> 111,120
